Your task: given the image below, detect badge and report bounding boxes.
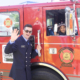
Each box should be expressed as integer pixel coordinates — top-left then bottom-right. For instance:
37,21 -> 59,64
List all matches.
21,45 -> 25,48
30,44 -> 32,46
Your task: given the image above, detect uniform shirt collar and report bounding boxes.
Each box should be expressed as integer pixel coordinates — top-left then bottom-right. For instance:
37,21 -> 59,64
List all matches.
22,35 -> 28,42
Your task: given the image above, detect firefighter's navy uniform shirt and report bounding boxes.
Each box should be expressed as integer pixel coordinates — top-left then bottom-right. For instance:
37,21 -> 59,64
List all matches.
4,35 -> 38,80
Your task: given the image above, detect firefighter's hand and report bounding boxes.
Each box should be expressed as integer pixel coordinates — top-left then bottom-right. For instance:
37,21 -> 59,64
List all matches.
37,45 -> 42,51
11,29 -> 19,42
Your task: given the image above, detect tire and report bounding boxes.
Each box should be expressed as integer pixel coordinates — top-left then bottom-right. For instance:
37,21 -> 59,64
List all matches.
32,68 -> 63,80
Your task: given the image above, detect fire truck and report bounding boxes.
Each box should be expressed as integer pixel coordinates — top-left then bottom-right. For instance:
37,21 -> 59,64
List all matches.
0,0 -> 80,80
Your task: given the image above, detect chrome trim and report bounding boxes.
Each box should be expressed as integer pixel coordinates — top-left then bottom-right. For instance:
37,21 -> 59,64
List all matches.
35,43 -> 80,45
37,30 -> 41,57
73,3 -> 75,36
2,42 -> 80,45
32,62 -> 68,80
68,77 -> 80,80
66,74 -> 80,76
0,69 -> 10,71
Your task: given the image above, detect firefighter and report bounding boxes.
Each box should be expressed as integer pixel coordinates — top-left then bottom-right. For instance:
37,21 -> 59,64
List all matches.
4,24 -> 41,80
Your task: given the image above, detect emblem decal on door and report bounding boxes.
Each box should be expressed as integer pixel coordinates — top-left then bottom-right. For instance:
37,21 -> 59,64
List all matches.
59,47 -> 74,67
4,18 -> 13,28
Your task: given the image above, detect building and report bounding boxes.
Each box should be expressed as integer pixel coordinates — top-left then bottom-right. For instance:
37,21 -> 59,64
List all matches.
20,1 -> 37,4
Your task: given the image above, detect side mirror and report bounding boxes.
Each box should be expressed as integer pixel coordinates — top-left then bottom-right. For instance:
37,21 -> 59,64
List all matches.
65,7 -> 75,36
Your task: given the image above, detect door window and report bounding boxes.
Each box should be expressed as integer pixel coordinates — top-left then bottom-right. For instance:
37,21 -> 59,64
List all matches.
0,12 -> 20,36
46,9 -> 78,36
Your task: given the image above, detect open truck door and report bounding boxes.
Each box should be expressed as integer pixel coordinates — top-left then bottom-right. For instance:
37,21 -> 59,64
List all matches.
0,5 -> 23,80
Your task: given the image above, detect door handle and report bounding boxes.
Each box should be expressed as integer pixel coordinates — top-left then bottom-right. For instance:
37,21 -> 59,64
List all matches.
37,30 -> 41,57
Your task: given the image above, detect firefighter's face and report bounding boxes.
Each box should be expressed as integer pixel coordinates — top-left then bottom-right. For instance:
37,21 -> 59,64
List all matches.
23,27 -> 32,39
60,26 -> 66,33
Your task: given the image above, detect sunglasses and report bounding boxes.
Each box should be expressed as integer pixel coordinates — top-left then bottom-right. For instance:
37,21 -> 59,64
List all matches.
24,30 -> 32,33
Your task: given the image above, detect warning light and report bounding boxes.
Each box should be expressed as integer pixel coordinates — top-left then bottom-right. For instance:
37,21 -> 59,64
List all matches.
4,18 -> 13,28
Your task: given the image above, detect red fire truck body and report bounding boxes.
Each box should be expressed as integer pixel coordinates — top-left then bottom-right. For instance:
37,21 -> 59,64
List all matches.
0,0 -> 80,80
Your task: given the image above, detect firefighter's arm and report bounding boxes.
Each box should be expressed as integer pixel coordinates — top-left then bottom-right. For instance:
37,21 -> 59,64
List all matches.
5,29 -> 19,54
4,42 -> 14,54
31,45 -> 41,58
31,49 -> 38,59
54,23 -> 58,35
5,40 -> 18,54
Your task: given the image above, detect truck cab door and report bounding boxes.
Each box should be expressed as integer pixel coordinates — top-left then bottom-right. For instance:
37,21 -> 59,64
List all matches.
0,5 -> 23,79
43,4 -> 80,80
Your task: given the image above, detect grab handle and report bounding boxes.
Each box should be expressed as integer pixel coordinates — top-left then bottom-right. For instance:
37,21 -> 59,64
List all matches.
37,30 -> 41,57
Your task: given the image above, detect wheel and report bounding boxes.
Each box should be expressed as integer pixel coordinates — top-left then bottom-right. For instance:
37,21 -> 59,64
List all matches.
32,68 -> 63,80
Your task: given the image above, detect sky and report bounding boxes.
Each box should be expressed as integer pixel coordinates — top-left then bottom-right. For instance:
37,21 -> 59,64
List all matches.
0,0 -> 51,6
0,0 -> 71,6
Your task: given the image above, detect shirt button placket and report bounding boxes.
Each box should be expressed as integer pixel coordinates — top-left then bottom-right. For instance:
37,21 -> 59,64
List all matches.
29,55 -> 31,67
26,52 -> 27,67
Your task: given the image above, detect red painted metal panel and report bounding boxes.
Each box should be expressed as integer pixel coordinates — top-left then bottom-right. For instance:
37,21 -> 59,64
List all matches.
0,5 -> 23,80
0,1 -> 80,80
24,6 -> 44,63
